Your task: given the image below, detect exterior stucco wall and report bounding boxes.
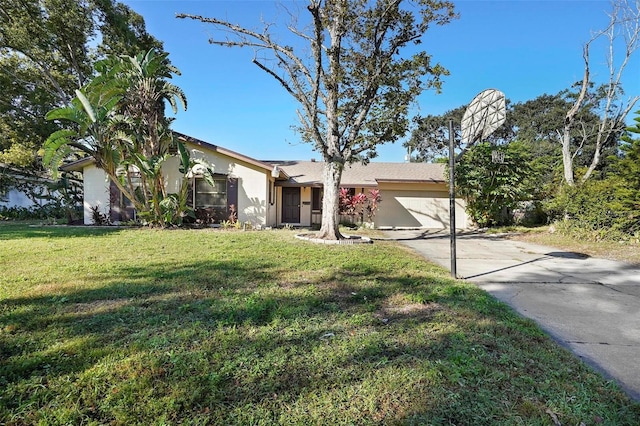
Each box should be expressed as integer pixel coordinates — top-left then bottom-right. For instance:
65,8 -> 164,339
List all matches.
0,189 -> 36,208
163,144 -> 272,226
375,182 -> 469,229
266,178 -> 278,227
83,165 -> 109,225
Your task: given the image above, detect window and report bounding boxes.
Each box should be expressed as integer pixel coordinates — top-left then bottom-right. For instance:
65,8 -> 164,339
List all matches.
110,172 -> 142,222
187,175 -> 237,224
194,177 -> 227,209
190,176 -> 231,224
312,187 -> 323,211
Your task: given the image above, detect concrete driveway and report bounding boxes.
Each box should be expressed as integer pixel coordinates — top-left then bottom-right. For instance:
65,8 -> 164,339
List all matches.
382,229 -> 640,402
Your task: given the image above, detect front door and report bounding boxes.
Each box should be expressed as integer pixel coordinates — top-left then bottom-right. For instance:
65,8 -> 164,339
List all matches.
282,187 -> 300,223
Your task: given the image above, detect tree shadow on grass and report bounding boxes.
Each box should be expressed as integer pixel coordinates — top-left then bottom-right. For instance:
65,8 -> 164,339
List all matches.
2,255 -> 639,424
1,258 -> 268,375
0,256 -> 465,417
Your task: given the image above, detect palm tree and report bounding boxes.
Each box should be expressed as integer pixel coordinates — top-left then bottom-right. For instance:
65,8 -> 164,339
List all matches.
44,50 -> 203,226
115,50 -> 187,224
119,50 -> 187,158
43,75 -> 144,213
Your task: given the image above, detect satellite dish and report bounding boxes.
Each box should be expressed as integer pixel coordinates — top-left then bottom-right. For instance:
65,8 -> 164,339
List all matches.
461,89 -> 506,143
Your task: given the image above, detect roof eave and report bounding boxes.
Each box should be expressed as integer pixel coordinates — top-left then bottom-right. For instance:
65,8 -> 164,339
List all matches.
176,132 -> 290,179
375,178 -> 445,184
275,181 -> 324,187
59,157 -> 95,172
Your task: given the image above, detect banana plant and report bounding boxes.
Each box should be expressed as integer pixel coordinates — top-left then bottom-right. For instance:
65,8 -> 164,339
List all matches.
169,140 -> 216,226
44,82 -> 144,212
44,49 -> 196,226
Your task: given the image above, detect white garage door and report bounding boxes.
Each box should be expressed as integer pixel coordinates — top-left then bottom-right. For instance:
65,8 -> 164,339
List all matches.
374,189 -> 468,229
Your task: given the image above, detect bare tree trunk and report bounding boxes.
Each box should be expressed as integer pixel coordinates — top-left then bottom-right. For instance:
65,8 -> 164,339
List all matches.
561,124 -> 576,186
581,119 -> 607,184
314,5 -> 346,240
561,44 -> 590,187
581,103 -> 637,183
562,0 -> 640,186
580,0 -> 640,183
316,160 -> 344,240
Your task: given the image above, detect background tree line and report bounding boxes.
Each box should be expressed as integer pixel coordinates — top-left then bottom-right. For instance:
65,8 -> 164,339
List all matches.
404,0 -> 639,239
2,0 -> 639,241
406,95 -> 640,238
0,0 -> 162,221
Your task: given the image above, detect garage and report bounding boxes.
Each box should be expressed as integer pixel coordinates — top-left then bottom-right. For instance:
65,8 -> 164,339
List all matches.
375,182 -> 468,229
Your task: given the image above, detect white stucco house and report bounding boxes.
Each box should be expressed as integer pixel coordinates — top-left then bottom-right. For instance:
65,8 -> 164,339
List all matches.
271,159 -> 468,229
0,163 -> 58,209
61,133 -> 469,229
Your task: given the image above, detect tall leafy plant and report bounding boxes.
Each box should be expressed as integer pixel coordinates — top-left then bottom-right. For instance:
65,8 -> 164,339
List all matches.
118,50 -> 188,225
455,142 -> 537,227
43,69 -> 140,210
44,50 -> 208,226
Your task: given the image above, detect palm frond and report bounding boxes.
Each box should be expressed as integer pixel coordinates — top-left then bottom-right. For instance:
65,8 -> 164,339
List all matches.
45,105 -> 85,124
42,129 -> 77,176
75,89 -> 97,123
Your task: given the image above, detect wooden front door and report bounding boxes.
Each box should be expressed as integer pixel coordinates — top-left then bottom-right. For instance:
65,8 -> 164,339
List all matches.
282,187 -> 300,223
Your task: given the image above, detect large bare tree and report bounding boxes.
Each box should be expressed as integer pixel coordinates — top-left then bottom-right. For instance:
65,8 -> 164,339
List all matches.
178,0 -> 456,239
562,0 -> 640,186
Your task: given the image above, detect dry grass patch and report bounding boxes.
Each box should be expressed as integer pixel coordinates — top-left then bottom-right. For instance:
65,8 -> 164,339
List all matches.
509,228 -> 640,264
375,293 -> 442,324
67,298 -> 133,315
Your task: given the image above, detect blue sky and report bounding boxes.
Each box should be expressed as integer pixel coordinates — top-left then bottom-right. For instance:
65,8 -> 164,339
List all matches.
122,0 -> 639,162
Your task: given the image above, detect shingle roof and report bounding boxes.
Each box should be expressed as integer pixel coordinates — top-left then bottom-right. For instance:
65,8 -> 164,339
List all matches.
60,133 -> 290,179
270,160 -> 446,187
56,130 -> 444,187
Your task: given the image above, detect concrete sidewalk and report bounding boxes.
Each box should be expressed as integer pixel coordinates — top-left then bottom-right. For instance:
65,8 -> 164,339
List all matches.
382,229 -> 640,402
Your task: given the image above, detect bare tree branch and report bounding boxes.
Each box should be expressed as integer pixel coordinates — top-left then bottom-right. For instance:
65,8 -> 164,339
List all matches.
3,48 -> 70,103
177,1 -> 457,239
179,12 -> 325,144
561,0 -> 640,185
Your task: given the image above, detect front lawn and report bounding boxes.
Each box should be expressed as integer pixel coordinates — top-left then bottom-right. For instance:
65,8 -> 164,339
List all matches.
1,223 -> 638,425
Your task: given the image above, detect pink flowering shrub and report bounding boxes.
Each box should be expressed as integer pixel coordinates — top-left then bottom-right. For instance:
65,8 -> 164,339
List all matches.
365,189 -> 382,222
339,188 -> 382,223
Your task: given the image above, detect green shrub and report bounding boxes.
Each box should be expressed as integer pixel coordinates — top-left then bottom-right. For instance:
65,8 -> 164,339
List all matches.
546,177 -> 639,240
455,141 -> 539,227
0,203 -> 71,221
89,205 -> 110,225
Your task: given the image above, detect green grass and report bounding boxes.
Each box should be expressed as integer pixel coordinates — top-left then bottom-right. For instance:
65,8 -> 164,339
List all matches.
1,223 -> 639,425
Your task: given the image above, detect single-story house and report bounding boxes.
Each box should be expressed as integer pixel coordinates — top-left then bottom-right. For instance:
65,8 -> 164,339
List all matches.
270,160 -> 468,229
61,133 -> 469,229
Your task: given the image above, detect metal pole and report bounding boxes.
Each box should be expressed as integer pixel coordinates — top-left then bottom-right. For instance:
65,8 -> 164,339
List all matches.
448,120 -> 457,279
